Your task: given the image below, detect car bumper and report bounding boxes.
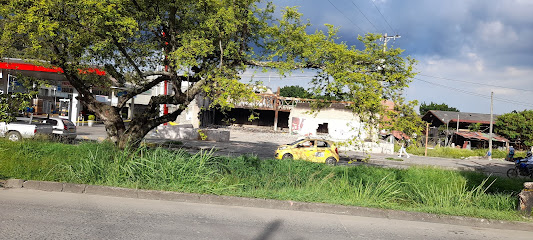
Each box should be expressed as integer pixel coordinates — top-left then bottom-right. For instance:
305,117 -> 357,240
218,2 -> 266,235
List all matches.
53,133 -> 77,139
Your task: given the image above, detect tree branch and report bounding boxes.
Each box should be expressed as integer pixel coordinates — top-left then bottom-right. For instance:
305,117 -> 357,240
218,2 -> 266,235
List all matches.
117,75 -> 169,108
245,60 -> 326,70
181,77 -> 207,102
104,64 -> 126,87
110,35 -> 144,78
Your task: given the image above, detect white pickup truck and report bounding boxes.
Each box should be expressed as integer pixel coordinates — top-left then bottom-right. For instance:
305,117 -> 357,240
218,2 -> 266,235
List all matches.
0,117 -> 54,141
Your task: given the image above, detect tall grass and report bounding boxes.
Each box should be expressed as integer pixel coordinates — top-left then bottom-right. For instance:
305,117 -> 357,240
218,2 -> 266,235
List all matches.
0,139 -> 527,221
403,145 -> 513,159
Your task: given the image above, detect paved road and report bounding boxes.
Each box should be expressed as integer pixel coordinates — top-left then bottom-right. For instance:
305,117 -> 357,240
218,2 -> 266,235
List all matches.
75,125 -> 516,177
1,188 -> 530,240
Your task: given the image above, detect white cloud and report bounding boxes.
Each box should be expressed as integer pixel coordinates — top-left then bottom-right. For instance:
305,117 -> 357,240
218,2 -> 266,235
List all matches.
409,55 -> 533,114
475,21 -> 519,46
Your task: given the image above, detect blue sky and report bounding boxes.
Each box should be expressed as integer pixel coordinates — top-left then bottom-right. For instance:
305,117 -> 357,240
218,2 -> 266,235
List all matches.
242,0 -> 533,114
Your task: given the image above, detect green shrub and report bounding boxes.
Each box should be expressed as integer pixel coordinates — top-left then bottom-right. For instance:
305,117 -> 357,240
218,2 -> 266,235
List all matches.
405,145 -> 510,159
0,139 -> 527,221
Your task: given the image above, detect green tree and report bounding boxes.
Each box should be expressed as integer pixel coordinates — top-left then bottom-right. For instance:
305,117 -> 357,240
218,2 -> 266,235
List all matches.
279,85 -> 310,98
495,110 -> 533,146
0,75 -> 43,122
0,93 -> 33,122
386,100 -> 426,138
419,102 -> 460,114
468,123 -> 482,132
0,1 -> 416,148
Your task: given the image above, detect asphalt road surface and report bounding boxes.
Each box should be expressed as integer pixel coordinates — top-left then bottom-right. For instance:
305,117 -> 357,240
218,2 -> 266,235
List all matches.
1,188 -> 531,240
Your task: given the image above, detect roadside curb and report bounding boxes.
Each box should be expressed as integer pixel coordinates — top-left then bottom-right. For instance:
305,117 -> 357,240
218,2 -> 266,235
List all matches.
2,178 -> 533,231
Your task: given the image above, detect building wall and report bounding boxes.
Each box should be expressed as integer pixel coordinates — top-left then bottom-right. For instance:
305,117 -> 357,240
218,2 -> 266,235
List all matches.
288,106 -> 393,154
289,107 -> 366,139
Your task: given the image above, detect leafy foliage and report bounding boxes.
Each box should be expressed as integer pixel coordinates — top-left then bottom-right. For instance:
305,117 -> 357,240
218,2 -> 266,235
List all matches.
386,99 -> 426,137
279,85 -> 310,98
0,93 -> 33,122
495,110 -> 533,146
419,102 -> 460,114
0,1 -> 417,147
468,123 -> 482,132
0,74 -> 44,122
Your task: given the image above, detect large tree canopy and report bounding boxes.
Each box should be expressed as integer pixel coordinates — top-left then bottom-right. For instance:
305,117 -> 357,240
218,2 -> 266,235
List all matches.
495,110 -> 533,146
0,0 -> 416,148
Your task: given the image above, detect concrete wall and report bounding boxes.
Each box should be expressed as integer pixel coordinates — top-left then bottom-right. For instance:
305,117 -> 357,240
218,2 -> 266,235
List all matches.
148,124 -> 230,142
289,106 -> 376,140
289,105 -> 392,154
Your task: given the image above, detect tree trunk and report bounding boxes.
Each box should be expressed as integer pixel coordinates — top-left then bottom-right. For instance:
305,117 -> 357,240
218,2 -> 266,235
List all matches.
86,102 -> 126,145
116,120 -> 155,149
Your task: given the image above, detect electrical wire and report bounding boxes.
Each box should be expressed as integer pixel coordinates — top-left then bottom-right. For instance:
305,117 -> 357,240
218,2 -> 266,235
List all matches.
241,75 -> 312,79
414,77 -> 533,108
419,74 -> 533,93
351,1 -> 380,32
327,0 -> 364,33
371,0 -> 396,34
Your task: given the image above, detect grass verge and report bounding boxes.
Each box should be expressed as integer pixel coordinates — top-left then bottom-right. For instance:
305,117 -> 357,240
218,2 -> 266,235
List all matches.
399,145 -> 522,159
0,139 -> 528,221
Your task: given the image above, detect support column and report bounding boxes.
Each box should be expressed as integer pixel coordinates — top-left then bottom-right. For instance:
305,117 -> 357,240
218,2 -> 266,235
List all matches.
273,87 -> 280,131
128,97 -> 135,119
70,89 -> 81,124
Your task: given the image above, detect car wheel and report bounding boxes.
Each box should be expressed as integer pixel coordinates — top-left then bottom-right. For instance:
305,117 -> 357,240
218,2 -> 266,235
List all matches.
507,168 -> 518,178
282,153 -> 293,160
325,157 -> 337,166
6,131 -> 22,141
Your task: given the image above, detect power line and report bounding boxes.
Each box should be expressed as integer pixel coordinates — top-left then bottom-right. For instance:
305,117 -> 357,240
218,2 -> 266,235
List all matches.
327,0 -> 364,33
371,0 -> 396,34
414,77 -> 533,108
419,74 -> 533,93
351,1 -> 380,32
241,75 -> 312,79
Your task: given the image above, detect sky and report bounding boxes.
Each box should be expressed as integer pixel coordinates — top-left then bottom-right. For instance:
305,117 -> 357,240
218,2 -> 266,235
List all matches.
241,0 -> 533,114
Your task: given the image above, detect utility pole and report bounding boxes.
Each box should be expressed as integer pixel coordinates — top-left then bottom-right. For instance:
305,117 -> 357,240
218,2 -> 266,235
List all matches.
381,33 -> 401,52
488,91 -> 494,160
425,122 -> 429,156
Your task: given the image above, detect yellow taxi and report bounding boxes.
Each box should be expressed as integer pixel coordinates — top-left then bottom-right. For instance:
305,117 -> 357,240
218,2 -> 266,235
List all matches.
275,138 -> 339,165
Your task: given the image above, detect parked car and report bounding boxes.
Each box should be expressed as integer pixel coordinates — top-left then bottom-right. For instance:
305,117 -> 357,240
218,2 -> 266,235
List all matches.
0,118 -> 54,141
275,138 -> 339,165
34,117 -> 77,140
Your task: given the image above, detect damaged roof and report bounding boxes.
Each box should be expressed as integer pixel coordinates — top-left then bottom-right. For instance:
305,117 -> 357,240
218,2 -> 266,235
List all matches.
455,131 -> 509,143
422,110 -> 500,125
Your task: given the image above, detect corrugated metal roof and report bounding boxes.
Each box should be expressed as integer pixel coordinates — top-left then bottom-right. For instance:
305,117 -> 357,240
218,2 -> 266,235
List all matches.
455,131 -> 509,142
391,130 -> 410,140
423,110 -> 500,124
